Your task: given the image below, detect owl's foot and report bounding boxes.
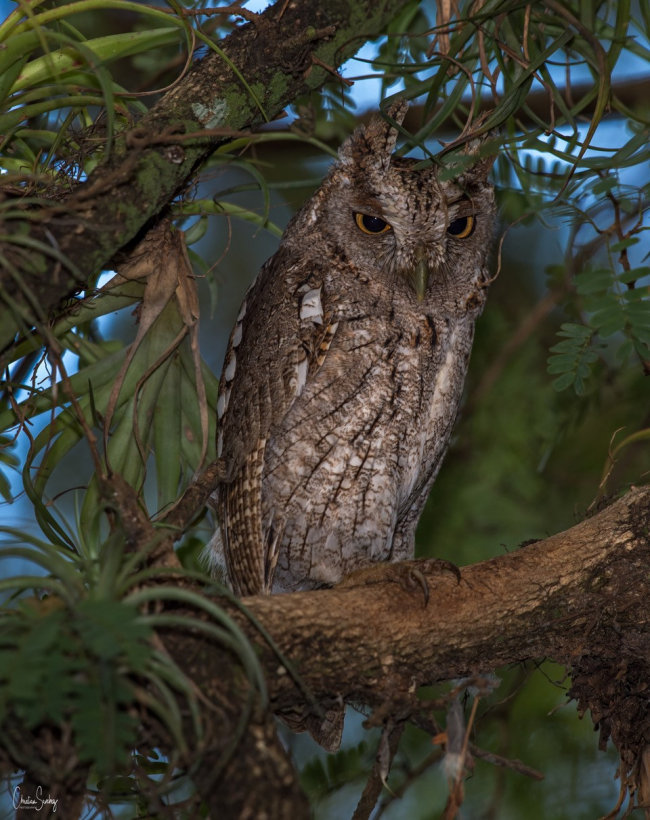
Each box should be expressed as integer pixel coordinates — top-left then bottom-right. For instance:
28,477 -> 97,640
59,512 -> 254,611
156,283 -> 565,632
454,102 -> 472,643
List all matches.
389,559 -> 461,607
397,564 -> 430,607
339,559 -> 460,608
419,557 -> 462,585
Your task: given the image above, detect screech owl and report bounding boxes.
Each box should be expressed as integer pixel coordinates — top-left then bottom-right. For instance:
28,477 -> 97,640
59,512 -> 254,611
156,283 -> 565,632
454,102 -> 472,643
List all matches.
211,101 -> 496,597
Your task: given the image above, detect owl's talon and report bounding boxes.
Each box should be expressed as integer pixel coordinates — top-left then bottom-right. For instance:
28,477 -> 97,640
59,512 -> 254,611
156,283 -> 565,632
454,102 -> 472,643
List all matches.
400,567 -> 430,608
396,559 -> 461,607
339,562 -> 432,608
430,558 -> 461,585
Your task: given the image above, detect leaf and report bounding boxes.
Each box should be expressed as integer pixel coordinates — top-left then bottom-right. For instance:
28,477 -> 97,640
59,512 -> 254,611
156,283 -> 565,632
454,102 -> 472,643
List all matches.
574,268 -> 614,295
547,354 -> 578,374
610,237 -> 640,253
153,350 -> 183,510
547,323 -> 598,394
616,338 -> 634,363
590,176 -> 617,195
557,322 -> 593,340
552,371 -> 578,392
591,306 -> 625,337
184,215 -> 209,246
75,600 -> 152,666
630,324 -> 650,347
11,29 -> 180,94
0,470 -> 13,503
619,267 -> 650,284
72,675 -> 138,774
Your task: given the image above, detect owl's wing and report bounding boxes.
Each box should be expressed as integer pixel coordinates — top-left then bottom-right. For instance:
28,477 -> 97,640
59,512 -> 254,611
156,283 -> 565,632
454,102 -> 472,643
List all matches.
216,248 -> 339,595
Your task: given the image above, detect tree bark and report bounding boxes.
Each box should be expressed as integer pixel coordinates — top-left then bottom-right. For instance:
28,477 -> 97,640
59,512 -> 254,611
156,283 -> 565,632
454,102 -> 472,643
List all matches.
233,486 -> 649,705
0,0 -> 410,356
158,485 -> 650,813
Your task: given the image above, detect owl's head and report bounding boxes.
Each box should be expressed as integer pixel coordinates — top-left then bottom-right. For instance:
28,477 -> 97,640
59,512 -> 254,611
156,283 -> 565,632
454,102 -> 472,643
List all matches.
301,101 -> 496,311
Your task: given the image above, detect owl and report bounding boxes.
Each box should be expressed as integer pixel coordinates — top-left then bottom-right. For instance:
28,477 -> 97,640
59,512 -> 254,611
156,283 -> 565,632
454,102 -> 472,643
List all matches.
211,101 -> 496,597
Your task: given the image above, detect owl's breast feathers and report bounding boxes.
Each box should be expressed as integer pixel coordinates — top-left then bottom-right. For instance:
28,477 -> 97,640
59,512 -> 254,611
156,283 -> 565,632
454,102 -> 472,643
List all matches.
215,246 -> 476,594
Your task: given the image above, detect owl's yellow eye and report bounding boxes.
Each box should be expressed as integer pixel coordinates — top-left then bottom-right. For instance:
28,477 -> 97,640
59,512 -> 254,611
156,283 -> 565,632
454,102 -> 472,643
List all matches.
447,215 -> 475,238
355,213 -> 392,235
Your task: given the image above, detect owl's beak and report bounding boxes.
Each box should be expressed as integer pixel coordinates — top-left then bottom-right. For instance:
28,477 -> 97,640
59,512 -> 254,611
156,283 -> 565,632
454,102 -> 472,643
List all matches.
410,246 -> 430,302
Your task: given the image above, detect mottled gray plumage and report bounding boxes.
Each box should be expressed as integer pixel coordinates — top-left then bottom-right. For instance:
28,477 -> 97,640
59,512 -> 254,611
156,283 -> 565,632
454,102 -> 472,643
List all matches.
211,102 -> 496,597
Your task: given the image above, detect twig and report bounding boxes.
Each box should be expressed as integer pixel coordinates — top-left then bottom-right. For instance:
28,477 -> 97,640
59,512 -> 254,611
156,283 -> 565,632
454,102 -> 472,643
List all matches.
352,721 -> 404,820
158,458 -> 226,533
374,749 -> 443,817
310,54 -> 354,87
469,742 -> 544,780
181,4 -> 258,23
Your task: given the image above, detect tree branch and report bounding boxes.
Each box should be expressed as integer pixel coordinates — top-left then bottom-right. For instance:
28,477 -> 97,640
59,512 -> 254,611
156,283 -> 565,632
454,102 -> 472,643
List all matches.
0,0 -> 409,355
158,485 -> 650,811
239,487 -> 649,699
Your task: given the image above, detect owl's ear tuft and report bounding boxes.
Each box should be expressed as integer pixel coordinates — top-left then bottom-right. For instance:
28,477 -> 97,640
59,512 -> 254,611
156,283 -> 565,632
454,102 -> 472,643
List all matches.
436,134 -> 498,187
449,114 -> 499,185
338,99 -> 408,172
457,141 -> 497,185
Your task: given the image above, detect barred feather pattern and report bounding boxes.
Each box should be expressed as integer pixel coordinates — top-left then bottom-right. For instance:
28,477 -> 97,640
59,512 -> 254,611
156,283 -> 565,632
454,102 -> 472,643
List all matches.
211,103 -> 496,597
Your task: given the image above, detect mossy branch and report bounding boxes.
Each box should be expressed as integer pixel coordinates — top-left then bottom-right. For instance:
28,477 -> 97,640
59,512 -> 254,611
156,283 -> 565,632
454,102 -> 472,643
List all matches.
0,0 -> 407,356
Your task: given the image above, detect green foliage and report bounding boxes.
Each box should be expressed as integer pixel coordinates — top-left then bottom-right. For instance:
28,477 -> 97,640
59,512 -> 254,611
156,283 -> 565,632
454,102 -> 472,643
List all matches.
1,0 -> 650,817
0,593 -> 150,774
543,171 -> 650,396
301,741 -> 373,800
0,6 -> 278,805
0,2 -> 185,173
0,433 -> 19,502
0,532 -> 266,814
547,323 -> 598,395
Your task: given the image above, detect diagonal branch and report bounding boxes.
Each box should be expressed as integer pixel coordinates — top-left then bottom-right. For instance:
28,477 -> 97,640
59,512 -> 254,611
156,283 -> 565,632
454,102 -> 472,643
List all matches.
232,487 -> 650,702
0,0 -> 409,356
158,485 -> 650,811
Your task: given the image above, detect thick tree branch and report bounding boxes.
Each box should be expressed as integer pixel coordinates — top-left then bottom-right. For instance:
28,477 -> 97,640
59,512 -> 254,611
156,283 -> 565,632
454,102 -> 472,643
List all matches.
159,485 -> 650,812
235,486 -> 649,703
0,0 -> 408,355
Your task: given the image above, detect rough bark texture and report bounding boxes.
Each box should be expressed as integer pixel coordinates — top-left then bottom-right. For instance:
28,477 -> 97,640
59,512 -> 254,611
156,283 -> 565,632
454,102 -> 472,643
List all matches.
156,485 -> 650,816
0,0 -> 410,355
2,482 -> 648,818
237,487 -> 650,704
